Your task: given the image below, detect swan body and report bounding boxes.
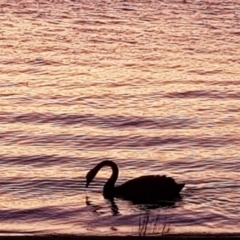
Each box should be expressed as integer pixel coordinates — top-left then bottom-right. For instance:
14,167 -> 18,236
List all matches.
86,160 -> 185,203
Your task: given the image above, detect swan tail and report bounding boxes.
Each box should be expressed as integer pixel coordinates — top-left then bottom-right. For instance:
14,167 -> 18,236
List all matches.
177,183 -> 185,193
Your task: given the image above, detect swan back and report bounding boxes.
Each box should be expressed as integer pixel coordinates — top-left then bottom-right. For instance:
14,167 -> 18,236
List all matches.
115,175 -> 184,201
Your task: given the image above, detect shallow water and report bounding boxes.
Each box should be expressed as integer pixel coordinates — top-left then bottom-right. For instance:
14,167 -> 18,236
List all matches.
0,0 -> 240,235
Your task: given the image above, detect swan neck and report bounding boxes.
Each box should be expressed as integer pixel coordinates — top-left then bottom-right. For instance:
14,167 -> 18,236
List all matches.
97,160 -> 118,185
97,161 -> 119,198
107,161 -> 119,186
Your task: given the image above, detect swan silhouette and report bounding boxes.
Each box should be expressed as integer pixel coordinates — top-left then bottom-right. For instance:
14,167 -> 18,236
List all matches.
86,160 -> 185,203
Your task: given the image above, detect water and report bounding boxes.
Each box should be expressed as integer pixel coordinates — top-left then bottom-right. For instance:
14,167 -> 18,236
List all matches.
0,0 -> 240,235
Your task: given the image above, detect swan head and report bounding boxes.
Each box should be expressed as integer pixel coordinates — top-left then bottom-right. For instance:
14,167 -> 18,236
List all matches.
85,167 -> 98,188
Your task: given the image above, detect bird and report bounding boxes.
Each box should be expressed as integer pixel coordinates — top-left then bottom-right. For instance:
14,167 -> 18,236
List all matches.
85,160 -> 185,204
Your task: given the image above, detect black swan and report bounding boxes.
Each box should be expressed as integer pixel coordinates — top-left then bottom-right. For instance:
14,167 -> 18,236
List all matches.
86,160 -> 185,203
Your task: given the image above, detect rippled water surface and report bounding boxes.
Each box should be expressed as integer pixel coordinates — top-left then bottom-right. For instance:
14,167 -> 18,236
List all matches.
0,0 -> 240,235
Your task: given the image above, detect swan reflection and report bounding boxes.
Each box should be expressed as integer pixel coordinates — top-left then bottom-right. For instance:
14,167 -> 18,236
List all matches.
86,196 -> 119,216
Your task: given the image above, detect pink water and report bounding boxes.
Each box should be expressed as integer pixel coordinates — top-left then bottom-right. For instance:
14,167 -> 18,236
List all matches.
0,0 -> 240,235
